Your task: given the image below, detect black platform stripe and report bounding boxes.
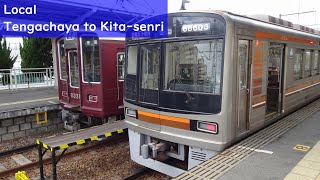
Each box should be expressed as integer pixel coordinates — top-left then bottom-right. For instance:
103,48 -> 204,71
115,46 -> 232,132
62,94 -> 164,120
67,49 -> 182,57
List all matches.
98,134 -> 105,139
68,142 -> 77,146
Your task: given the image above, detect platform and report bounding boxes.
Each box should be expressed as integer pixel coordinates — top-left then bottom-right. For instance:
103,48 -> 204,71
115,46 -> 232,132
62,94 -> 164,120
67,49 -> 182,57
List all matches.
36,121 -> 126,180
175,99 -> 320,180
219,111 -> 320,180
0,87 -> 59,119
36,121 -> 125,151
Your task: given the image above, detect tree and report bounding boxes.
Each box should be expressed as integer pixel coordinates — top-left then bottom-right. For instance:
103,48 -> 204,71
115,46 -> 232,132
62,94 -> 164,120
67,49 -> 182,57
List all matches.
20,38 -> 53,69
0,37 -> 17,85
0,37 -> 17,69
20,38 -> 53,86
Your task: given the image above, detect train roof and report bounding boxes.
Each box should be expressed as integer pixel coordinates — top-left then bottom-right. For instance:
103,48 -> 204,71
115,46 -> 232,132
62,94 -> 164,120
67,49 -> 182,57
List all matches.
169,10 -> 320,40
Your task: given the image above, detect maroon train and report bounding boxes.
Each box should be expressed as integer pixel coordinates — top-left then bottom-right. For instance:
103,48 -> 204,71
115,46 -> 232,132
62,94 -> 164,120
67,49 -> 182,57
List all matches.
56,36 -> 125,131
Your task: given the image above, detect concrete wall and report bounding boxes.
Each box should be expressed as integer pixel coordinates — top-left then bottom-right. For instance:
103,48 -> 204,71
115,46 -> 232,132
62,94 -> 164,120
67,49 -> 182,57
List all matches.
0,110 -> 64,142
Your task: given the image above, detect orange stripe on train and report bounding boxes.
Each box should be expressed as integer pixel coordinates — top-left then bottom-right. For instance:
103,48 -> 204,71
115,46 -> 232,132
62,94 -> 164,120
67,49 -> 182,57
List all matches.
137,111 -> 190,130
255,32 -> 316,44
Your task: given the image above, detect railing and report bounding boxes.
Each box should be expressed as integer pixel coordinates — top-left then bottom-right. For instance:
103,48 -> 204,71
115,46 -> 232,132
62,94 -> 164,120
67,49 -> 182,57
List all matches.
0,68 -> 55,90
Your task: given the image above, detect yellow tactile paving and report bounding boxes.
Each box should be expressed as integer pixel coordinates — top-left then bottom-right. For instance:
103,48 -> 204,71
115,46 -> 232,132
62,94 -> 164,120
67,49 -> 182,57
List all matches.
285,142 -> 320,180
297,160 -> 320,171
313,144 -> 320,151
291,166 -> 320,178
285,173 -> 314,180
304,154 -> 320,163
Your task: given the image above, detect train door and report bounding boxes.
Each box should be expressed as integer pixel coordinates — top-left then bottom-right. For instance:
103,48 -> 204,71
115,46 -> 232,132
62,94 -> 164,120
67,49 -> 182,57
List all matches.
67,49 -> 81,105
237,40 -> 251,135
57,39 -> 69,102
266,43 -> 285,118
117,51 -> 125,108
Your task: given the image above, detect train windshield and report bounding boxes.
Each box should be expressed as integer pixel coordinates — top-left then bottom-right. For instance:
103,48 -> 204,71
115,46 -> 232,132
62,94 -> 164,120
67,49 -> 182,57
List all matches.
164,39 -> 223,95
82,37 -> 100,83
125,13 -> 225,114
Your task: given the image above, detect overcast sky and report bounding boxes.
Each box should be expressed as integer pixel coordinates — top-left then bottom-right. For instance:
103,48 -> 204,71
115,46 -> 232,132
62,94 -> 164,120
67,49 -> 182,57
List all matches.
168,0 -> 320,29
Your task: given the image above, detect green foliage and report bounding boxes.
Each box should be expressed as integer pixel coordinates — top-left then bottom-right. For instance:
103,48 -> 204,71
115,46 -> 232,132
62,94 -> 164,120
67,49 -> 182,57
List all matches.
0,37 -> 17,70
20,38 -> 53,69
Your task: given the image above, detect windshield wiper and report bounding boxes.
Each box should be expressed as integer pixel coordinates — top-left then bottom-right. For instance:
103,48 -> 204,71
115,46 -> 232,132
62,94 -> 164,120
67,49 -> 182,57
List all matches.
184,89 -> 195,104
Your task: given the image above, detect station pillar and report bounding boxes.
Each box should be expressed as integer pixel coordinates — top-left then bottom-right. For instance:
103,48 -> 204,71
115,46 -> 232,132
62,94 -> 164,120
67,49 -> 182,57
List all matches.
51,38 -> 58,89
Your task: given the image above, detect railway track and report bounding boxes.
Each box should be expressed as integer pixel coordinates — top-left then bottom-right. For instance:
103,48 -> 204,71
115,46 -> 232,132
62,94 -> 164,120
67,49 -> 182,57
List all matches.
123,167 -> 150,180
0,134 -> 128,179
0,144 -> 37,158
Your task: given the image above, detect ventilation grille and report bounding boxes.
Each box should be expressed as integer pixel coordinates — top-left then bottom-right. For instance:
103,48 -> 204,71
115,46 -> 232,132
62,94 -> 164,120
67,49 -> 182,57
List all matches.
190,151 -> 207,162
249,15 -> 293,28
293,24 -> 318,35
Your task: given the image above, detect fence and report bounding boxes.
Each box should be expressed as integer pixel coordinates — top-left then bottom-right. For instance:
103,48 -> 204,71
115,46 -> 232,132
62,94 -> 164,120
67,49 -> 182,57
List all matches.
0,68 -> 55,90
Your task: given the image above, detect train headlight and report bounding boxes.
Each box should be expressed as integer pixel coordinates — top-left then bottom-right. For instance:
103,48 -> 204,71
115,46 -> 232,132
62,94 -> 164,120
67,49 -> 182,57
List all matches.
125,108 -> 137,118
197,122 -> 218,134
88,95 -> 98,103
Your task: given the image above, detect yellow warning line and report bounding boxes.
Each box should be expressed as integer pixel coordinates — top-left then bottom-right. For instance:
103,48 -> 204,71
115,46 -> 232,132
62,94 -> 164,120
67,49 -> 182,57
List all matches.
0,97 -> 58,107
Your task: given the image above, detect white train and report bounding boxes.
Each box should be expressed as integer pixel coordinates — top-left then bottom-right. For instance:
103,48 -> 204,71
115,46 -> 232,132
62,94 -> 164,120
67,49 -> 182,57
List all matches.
124,10 -> 320,177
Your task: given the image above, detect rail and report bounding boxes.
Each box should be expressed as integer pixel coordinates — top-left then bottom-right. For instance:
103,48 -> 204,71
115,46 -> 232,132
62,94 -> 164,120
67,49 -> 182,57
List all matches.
0,68 -> 55,90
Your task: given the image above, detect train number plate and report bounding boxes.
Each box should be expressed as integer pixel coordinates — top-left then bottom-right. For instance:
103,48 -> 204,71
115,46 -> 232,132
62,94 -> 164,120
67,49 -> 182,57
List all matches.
70,93 -> 80,99
181,23 -> 210,33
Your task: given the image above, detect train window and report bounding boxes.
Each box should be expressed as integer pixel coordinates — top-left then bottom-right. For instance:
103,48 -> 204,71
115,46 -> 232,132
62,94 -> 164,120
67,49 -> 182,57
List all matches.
305,50 -> 311,77
68,51 -> 80,87
118,52 -> 125,80
139,44 -> 160,104
314,51 -> 319,75
58,40 -> 67,80
294,49 -> 303,80
81,37 -> 100,83
125,46 -> 138,100
164,39 -> 223,94
239,44 -> 248,89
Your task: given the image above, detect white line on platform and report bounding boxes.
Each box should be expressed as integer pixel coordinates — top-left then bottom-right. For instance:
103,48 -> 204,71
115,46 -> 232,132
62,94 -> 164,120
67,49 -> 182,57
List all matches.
237,146 -> 274,154
0,97 -> 58,107
47,101 -> 57,104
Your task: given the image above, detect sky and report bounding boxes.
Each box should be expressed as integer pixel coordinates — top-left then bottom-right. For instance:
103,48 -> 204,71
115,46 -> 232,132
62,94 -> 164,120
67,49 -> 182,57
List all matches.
168,0 -> 320,30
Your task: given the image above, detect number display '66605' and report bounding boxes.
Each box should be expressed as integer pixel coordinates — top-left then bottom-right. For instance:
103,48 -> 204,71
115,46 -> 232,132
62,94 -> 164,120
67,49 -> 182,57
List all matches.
70,93 -> 80,99
181,23 -> 210,33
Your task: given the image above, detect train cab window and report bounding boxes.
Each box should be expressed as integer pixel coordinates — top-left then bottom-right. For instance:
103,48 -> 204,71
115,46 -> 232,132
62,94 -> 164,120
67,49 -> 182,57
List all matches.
164,39 -> 223,95
69,51 -> 79,87
314,51 -> 319,75
82,37 -> 100,83
305,50 -> 311,77
58,40 -> 67,80
294,49 -> 303,80
139,44 -> 160,104
118,52 -> 125,80
125,46 -> 138,100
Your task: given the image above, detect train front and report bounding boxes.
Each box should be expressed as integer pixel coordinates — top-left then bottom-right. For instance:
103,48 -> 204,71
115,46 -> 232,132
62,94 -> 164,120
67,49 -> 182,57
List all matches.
124,12 -> 231,177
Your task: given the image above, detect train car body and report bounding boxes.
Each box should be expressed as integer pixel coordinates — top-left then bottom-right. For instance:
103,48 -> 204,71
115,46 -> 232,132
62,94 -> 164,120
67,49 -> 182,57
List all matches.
124,10 -> 320,177
56,37 -> 125,131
